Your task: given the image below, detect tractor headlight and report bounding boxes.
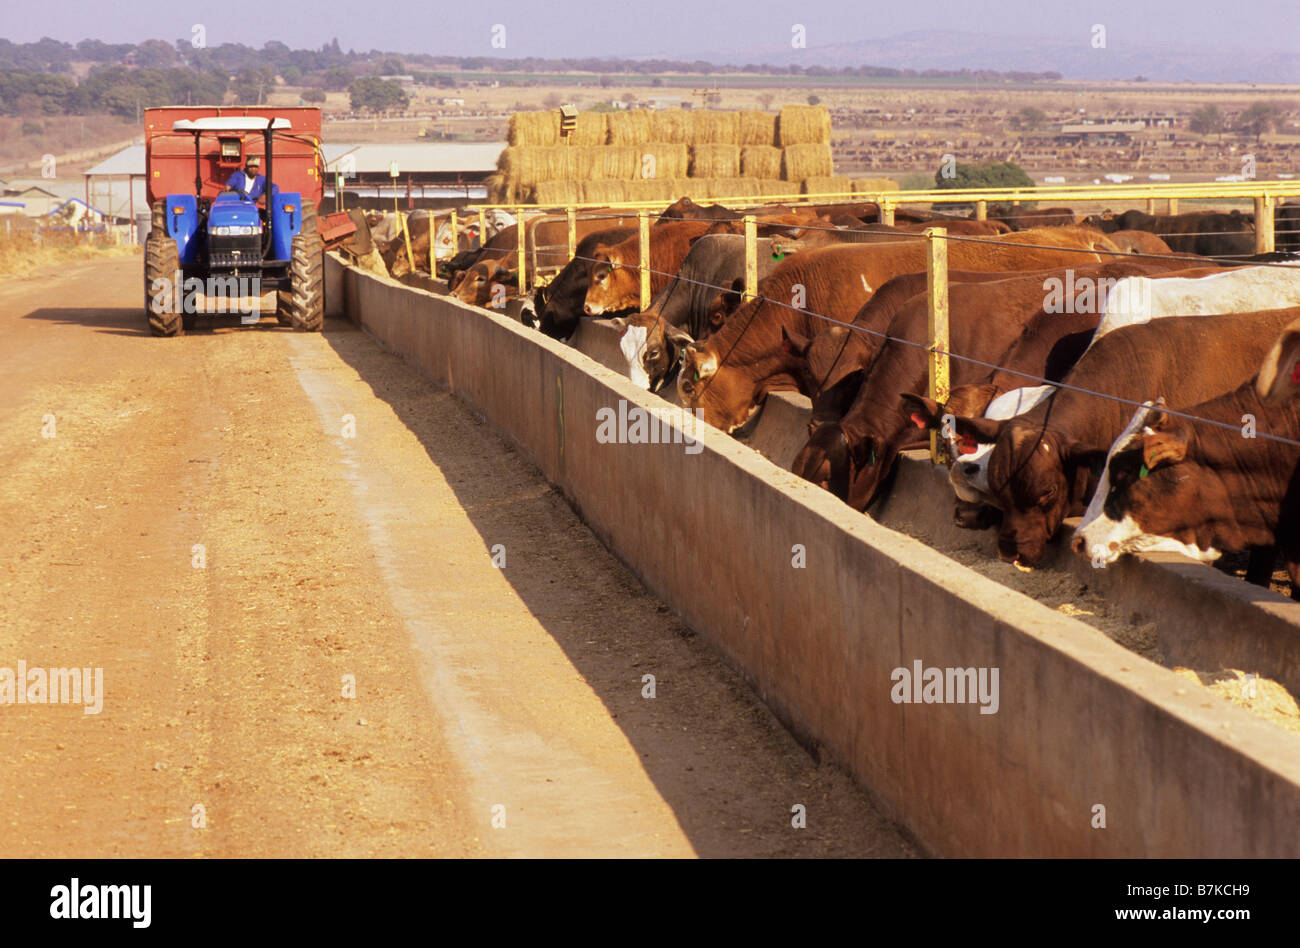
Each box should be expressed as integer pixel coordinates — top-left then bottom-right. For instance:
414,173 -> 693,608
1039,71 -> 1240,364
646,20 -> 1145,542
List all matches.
211,225 -> 260,236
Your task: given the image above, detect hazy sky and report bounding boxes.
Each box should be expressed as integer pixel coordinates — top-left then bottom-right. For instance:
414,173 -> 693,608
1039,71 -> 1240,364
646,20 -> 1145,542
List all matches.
6,0 -> 1299,59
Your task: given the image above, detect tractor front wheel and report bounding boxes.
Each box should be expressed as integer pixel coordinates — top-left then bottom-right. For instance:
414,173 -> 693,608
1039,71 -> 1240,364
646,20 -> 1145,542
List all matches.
145,232 -> 183,337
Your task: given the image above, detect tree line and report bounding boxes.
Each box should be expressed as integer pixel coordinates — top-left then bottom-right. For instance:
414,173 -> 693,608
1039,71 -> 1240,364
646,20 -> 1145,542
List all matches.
0,35 -> 1064,118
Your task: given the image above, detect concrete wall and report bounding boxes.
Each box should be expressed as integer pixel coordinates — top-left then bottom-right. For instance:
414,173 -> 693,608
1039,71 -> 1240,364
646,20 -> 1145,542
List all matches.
331,255 -> 1300,857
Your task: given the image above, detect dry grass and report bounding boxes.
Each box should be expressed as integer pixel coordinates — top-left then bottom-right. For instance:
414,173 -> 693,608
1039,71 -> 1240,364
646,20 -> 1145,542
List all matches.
740,145 -> 782,179
0,228 -> 138,276
782,143 -> 835,180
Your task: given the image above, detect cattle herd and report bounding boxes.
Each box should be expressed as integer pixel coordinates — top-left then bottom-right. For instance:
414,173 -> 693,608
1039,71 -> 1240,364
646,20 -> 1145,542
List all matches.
396,195 -> 1300,598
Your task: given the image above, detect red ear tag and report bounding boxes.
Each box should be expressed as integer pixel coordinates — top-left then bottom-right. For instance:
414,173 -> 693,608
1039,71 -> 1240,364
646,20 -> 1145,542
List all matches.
1291,361 -> 1300,384
909,412 -> 927,429
958,435 -> 979,455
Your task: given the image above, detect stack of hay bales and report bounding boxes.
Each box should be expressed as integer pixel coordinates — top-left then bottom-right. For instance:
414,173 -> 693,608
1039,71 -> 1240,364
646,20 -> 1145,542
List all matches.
498,103 -> 890,205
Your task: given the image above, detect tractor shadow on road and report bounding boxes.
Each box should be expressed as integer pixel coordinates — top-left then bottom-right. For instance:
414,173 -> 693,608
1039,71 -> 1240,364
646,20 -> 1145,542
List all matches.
320,319 -> 916,859
22,306 -> 146,334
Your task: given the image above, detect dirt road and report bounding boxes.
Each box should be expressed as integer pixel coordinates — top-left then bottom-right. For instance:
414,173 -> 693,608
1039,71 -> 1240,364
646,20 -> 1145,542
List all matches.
0,257 -> 916,858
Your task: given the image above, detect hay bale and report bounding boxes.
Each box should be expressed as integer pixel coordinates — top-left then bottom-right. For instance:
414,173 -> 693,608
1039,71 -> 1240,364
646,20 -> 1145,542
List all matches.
533,180 -> 583,206
625,178 -> 675,202
508,111 -> 560,147
484,171 -> 511,205
781,143 -> 834,181
802,176 -> 853,196
759,179 -> 798,197
691,111 -> 740,144
676,178 -> 714,200
606,110 -> 654,146
581,180 -> 629,204
710,177 -> 760,199
650,110 -> 692,143
636,142 -> 689,181
599,145 -> 640,181
740,145 -> 782,179
776,105 -> 831,146
690,143 -> 741,179
738,110 -> 777,146
850,176 -> 900,194
571,111 -> 609,148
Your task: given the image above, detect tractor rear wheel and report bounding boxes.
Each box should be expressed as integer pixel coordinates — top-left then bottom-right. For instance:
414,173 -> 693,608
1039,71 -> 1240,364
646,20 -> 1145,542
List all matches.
150,199 -> 166,237
285,199 -> 323,332
145,232 -> 183,337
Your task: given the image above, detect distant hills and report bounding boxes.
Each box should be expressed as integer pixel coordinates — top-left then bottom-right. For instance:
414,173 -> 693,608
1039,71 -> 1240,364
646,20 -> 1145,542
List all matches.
685,29 -> 1300,84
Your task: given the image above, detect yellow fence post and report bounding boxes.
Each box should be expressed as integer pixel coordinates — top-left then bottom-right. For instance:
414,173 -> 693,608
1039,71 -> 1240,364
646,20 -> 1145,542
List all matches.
974,200 -> 987,221
638,210 -> 651,310
927,227 -> 950,465
567,206 -> 577,261
399,211 -> 414,274
478,208 -> 486,249
881,202 -> 896,226
1146,198 -> 1155,214
449,208 -> 458,257
516,208 -> 527,293
1168,198 -> 1179,215
429,212 -> 438,275
743,214 -> 757,303
1255,195 -> 1275,254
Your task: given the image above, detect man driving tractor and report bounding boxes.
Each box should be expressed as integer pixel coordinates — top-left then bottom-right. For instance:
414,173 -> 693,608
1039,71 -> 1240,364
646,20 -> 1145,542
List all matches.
226,153 -> 267,202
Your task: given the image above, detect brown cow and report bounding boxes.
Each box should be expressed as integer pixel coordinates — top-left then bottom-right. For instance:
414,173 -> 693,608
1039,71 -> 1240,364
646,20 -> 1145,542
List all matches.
944,309 -> 1300,567
1255,316 -> 1300,405
677,228 -> 1116,432
1071,379 -> 1300,596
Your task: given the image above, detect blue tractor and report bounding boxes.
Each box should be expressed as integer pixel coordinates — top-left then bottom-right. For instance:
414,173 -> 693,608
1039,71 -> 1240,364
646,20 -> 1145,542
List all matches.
144,110 -> 326,335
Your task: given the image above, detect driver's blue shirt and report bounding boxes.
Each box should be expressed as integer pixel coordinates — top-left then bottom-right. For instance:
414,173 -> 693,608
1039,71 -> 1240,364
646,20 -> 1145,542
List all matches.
227,169 -> 267,202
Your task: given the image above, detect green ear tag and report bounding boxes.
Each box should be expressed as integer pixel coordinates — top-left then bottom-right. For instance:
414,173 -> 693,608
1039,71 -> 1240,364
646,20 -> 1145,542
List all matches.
1139,463 -> 1150,479
869,447 -> 876,466
693,371 -> 700,383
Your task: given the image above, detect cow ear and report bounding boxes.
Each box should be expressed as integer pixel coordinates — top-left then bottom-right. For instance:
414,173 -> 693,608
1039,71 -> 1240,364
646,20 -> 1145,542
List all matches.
608,316 -> 629,332
780,325 -> 812,356
664,322 -> 695,348
944,384 -> 999,419
899,392 -> 944,429
450,269 -> 466,290
952,415 -> 1003,444
1257,319 -> 1300,405
1141,405 -> 1191,470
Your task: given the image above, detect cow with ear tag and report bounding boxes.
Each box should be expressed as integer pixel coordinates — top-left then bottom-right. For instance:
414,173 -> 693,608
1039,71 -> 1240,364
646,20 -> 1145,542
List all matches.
1073,384 -> 1300,598
450,259 -> 517,307
939,308 -> 1300,568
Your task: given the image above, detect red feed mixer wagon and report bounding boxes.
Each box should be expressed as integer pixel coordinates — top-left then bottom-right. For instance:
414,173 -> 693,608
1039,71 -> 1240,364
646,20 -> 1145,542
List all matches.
143,106 -> 358,335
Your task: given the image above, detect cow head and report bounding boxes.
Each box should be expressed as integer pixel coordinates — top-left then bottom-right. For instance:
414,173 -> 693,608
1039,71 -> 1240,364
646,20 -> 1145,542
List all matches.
792,424 -> 852,499
1072,401 -> 1225,565
583,248 -> 638,316
451,260 -> 514,307
954,414 -> 1105,567
611,316 -> 694,391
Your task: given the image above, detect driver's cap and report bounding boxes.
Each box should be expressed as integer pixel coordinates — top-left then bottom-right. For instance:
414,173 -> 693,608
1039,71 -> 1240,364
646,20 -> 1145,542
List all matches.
246,155 -> 261,165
